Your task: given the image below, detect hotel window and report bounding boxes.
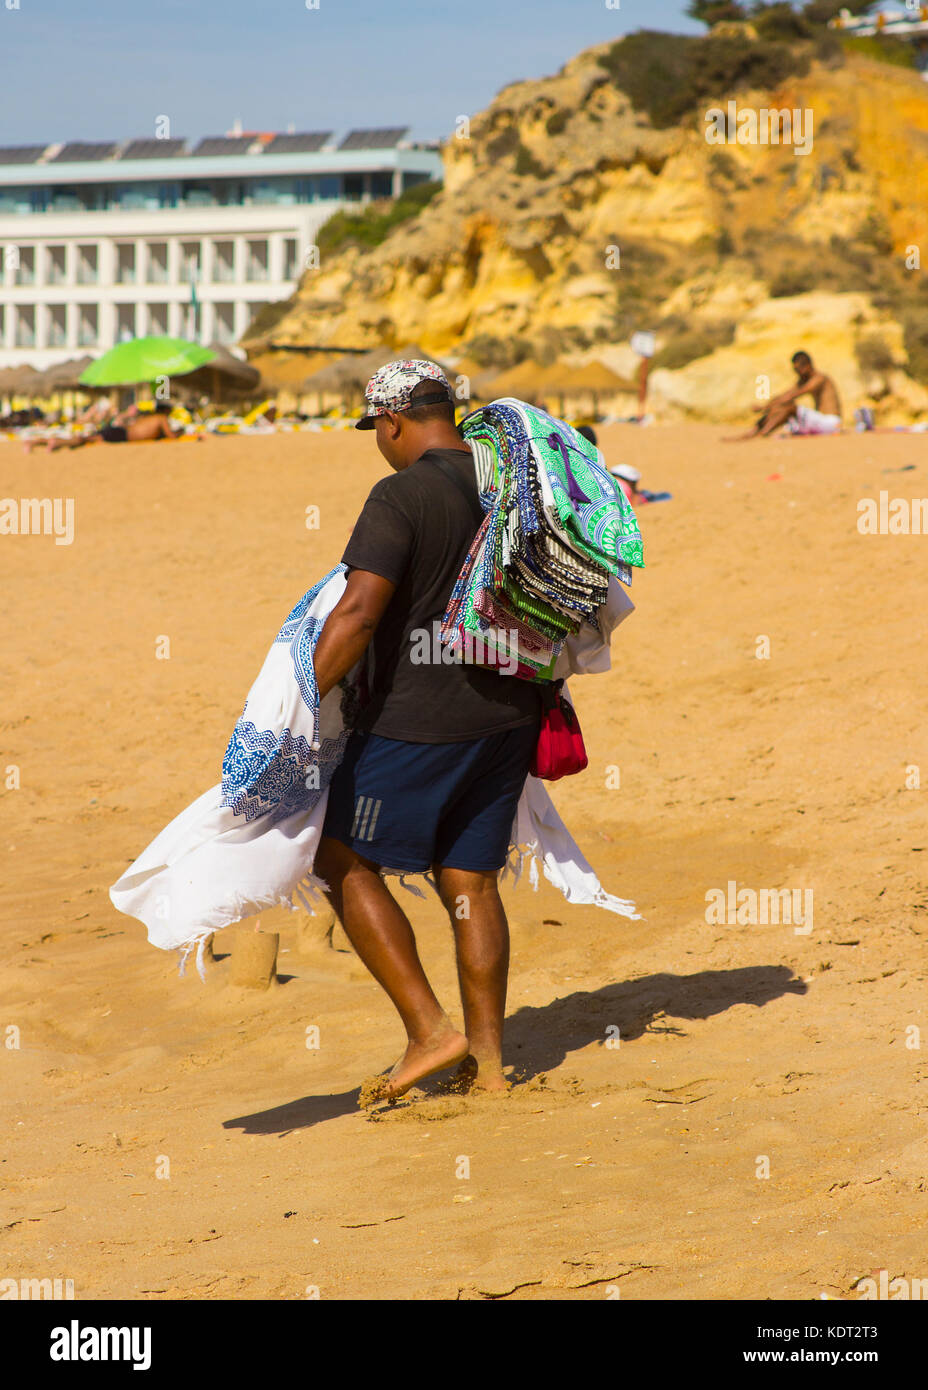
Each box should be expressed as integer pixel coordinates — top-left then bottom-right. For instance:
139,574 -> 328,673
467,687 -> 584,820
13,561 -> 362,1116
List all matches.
49,186 -> 82,213
115,244 -> 136,284
147,242 -> 169,283
214,303 -> 236,346
46,246 -> 68,286
245,240 -> 268,281
344,174 -> 363,202
180,241 -> 201,284
318,175 -> 339,200
113,183 -> 148,210
214,181 -> 243,207
77,305 -> 98,348
116,305 -> 136,342
76,245 -> 98,284
212,241 -> 235,283
283,238 -> 299,280
135,183 -> 163,210
47,305 -> 67,348
15,306 -> 36,348
370,172 -> 393,199
182,182 -> 216,208
148,304 -> 168,336
13,247 -> 35,286
272,179 -> 297,206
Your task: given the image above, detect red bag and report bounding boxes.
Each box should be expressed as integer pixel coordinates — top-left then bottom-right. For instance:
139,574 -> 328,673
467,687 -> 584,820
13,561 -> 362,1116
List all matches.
530,679 -> 588,781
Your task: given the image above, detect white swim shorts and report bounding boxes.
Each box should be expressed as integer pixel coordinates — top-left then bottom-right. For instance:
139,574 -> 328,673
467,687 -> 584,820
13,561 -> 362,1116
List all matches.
789,404 -> 841,435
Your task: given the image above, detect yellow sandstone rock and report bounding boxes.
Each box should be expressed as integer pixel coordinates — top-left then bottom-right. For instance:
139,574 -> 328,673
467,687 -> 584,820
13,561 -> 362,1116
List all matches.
252,46 -> 928,423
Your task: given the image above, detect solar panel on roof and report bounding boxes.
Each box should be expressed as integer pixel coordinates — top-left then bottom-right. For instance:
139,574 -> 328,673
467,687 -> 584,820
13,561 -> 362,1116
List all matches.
264,132 -> 332,154
119,138 -> 187,160
0,145 -> 47,164
338,127 -> 408,150
52,141 -> 118,162
192,136 -> 255,157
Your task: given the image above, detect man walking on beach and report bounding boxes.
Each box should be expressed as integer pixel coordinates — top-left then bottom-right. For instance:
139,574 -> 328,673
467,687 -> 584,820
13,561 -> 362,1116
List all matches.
727,350 -> 842,440
311,361 -> 542,1104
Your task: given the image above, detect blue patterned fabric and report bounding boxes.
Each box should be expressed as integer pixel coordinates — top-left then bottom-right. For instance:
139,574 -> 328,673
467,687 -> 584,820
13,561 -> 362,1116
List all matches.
221,563 -> 350,823
222,721 -> 341,824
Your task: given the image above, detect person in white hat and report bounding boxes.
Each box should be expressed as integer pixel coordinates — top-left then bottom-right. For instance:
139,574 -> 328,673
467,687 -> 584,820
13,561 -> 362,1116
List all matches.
309,359 -> 543,1104
609,462 -> 644,506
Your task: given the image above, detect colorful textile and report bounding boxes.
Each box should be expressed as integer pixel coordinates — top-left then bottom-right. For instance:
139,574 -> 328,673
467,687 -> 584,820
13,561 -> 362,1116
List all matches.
441,398 -> 644,681
109,566 -> 639,974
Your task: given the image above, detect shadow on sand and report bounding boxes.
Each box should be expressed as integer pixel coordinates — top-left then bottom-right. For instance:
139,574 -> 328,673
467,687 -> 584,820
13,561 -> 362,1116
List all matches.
224,964 -> 806,1135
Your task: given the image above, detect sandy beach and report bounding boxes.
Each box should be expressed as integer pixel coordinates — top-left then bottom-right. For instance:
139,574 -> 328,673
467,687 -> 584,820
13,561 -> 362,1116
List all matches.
2,423 -> 925,1300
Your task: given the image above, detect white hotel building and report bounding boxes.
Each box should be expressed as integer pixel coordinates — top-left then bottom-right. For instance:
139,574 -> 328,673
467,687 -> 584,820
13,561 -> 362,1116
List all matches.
0,129 -> 442,369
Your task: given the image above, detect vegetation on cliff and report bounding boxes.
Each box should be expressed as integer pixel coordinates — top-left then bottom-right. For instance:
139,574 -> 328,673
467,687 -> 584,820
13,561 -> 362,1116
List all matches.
249,18 -> 928,417
317,180 -> 441,257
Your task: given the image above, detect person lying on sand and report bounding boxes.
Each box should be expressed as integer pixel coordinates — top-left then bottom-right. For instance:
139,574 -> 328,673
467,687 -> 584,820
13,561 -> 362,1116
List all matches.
75,397 -> 115,428
33,403 -> 184,451
577,425 -> 670,505
310,360 -> 543,1106
725,351 -> 842,441
609,462 -> 672,505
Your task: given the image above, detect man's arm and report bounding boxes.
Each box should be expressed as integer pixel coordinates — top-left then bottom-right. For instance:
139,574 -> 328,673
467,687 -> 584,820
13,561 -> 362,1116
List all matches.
770,372 -> 825,407
312,567 -> 397,701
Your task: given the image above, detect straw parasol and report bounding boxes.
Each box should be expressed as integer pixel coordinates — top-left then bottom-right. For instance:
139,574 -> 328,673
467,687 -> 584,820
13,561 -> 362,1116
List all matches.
300,342 -> 449,406
41,356 -> 96,391
300,353 -> 374,396
478,359 -> 549,401
180,345 -> 261,399
442,356 -> 498,401
0,365 -> 50,399
246,350 -> 335,392
527,360 -> 637,416
559,361 -> 635,394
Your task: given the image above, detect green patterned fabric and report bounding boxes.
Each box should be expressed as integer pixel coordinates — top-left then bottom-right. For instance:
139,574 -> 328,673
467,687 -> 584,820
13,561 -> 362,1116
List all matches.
442,398 -> 644,683
523,407 -> 645,575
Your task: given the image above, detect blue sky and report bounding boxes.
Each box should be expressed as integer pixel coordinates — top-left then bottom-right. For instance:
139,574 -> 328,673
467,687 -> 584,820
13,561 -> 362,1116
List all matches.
1,0 -> 702,145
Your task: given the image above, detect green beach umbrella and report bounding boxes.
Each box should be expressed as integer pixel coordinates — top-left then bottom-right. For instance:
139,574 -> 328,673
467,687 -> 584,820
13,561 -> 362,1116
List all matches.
79,336 -> 217,388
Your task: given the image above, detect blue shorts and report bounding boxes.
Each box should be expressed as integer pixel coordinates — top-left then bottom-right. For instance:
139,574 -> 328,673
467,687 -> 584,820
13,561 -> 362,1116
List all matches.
321,722 -> 539,873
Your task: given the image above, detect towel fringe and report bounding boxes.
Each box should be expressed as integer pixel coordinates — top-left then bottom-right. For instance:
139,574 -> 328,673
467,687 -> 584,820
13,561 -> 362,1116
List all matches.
177,931 -> 212,980
395,871 -> 426,899
293,870 -> 331,913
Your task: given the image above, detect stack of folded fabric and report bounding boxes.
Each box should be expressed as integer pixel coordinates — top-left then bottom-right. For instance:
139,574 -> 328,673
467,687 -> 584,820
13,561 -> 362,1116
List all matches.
441,398 -> 644,681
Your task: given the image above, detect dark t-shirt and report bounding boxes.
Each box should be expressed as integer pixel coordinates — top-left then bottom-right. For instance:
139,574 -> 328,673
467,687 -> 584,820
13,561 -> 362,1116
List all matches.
341,446 -> 542,743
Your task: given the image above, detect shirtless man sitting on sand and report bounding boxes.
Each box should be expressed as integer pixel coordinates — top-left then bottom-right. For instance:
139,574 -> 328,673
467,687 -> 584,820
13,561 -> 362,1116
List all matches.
727,351 -> 842,441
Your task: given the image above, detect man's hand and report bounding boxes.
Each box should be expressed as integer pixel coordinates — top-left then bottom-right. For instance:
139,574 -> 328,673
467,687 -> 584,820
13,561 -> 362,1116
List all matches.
312,568 -> 397,702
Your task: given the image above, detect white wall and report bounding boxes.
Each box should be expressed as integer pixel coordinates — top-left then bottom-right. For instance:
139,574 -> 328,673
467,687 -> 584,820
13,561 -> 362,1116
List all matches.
0,202 -> 340,368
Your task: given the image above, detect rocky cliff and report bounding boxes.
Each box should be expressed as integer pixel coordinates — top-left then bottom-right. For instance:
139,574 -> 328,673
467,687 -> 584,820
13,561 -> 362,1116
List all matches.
249,34 -> 928,422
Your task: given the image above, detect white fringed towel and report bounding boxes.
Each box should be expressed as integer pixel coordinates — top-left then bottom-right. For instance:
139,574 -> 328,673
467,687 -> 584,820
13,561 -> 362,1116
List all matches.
109,563 -> 639,974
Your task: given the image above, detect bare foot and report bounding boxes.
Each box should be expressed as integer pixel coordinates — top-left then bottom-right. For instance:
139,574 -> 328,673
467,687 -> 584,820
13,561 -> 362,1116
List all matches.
440,1054 -> 511,1096
359,1018 -> 469,1108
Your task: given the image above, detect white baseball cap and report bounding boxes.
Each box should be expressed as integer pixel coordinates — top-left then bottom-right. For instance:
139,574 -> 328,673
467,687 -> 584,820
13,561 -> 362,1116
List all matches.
610,463 -> 641,484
